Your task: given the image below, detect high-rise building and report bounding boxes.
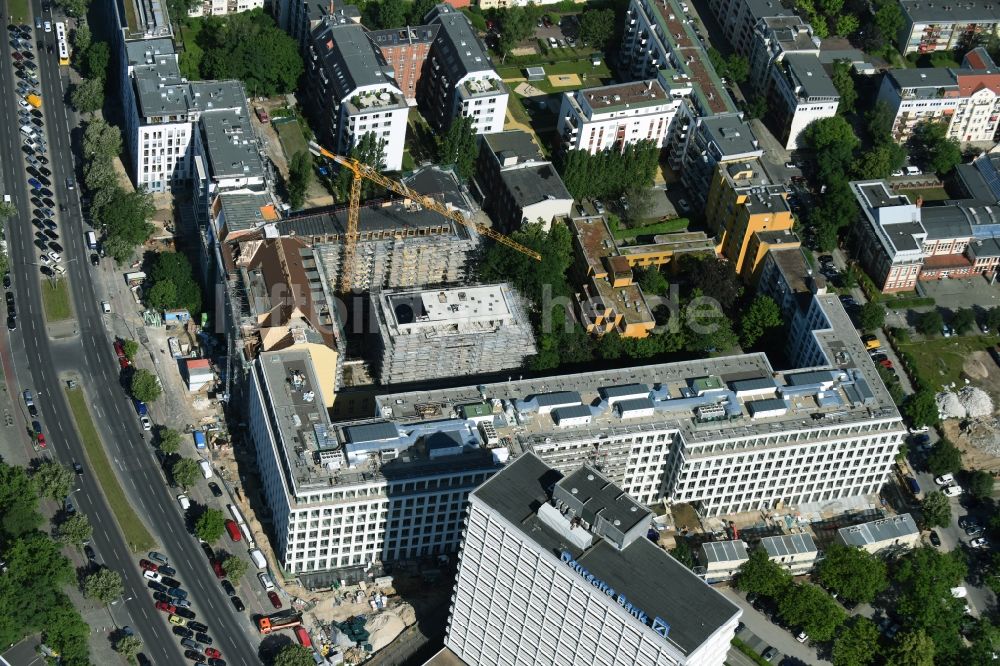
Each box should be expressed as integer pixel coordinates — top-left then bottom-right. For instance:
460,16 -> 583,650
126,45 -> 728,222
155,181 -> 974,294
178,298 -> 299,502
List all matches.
443,453 -> 741,666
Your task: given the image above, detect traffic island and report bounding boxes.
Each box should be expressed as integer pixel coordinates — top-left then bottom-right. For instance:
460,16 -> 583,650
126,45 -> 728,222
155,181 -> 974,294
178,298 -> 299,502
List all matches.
42,279 -> 74,322
65,386 -> 156,553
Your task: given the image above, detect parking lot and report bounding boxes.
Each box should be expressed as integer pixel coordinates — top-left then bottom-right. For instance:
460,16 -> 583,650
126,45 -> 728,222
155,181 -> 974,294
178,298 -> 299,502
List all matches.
724,589 -> 832,665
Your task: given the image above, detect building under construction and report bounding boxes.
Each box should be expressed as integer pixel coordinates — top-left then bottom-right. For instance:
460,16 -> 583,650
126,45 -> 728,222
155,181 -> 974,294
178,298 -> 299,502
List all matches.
373,283 -> 536,385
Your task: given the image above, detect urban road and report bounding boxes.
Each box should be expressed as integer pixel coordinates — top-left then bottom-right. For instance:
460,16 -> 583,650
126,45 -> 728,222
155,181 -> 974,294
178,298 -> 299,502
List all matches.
0,1 -> 262,663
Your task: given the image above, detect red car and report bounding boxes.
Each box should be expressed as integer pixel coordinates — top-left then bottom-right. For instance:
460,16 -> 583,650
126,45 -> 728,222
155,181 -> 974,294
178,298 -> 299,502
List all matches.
36,433 -> 46,448
139,559 -> 158,572
155,601 -> 176,614
879,359 -> 894,369
204,648 -> 221,659
267,591 -> 282,609
224,519 -> 241,542
113,340 -> 129,369
212,559 -> 225,579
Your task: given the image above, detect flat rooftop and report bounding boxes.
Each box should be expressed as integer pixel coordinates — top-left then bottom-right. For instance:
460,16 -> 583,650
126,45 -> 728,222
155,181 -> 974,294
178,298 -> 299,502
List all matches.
199,106 -> 267,182
782,53 -> 839,99
578,79 -> 673,114
119,0 -> 171,39
380,284 -> 520,332
473,453 -> 740,657
900,0 -> 1000,23
701,115 -> 761,158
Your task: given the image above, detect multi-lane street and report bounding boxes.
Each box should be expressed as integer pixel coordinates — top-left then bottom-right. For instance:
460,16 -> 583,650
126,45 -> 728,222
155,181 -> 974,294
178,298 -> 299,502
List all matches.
0,3 -> 262,664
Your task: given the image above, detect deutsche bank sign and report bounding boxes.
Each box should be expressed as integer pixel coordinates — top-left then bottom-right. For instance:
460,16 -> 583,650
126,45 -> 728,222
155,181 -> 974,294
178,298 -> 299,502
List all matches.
560,551 -> 671,640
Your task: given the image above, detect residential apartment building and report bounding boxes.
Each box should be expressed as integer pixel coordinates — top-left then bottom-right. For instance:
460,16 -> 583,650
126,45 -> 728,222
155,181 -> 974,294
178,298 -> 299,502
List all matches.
444,453 -> 741,666
376,294 -> 905,516
851,179 -> 1000,292
707,0 -> 794,56
187,0 -> 263,17
248,345 -> 505,584
674,114 -> 763,207
704,159 -> 796,279
897,0 -> 1000,54
747,16 -> 819,94
419,5 -> 508,133
877,48 -> 1000,144
768,53 -> 839,149
367,25 -> 439,103
372,283 -> 537,385
476,131 -> 574,231
304,20 -> 410,172
834,513 -> 921,554
556,79 -> 682,154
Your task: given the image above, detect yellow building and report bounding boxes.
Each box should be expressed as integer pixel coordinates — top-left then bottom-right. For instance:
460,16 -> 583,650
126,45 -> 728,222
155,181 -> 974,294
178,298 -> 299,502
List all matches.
704,160 -> 796,281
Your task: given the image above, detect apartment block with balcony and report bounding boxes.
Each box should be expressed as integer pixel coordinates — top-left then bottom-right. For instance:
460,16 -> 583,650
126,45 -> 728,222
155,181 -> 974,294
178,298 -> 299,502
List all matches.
556,79 -> 682,155
747,16 -> 820,94
305,20 -> 410,171
419,5 -> 508,134
368,25 -> 439,103
280,0 -> 360,47
187,0 -> 262,17
898,0 -> 1000,54
768,53 -> 839,149
707,0 -> 795,56
674,114 -> 763,207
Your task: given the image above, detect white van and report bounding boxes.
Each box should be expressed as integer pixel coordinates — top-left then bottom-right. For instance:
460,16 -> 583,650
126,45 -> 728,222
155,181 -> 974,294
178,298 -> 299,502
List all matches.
258,572 -> 275,591
905,166 -> 922,176
249,548 -> 267,569
19,125 -> 35,138
176,493 -> 191,511
198,459 -> 213,479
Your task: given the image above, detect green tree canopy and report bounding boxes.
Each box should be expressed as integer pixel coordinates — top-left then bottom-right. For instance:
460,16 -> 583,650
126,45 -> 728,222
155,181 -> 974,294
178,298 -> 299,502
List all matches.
196,11 -> 304,95
408,0 -> 440,24
149,252 -> 202,315
274,644 -> 315,666
734,548 -> 793,599
172,458 -> 200,491
58,0 -> 90,18
71,24 -> 92,55
147,281 -> 177,312
888,629 -> 935,666
893,547 -> 966,656
916,310 -> 944,336
57,513 -> 93,546
334,132 -> 389,201
195,508 -> 227,543
287,150 -> 314,210
903,388 -> 940,429
815,544 -> 888,604
578,8 -> 615,50
859,301 -> 886,331
222,555 -> 249,584
82,41 -> 109,82
32,461 -> 73,501
94,188 -> 155,264
123,340 -> 140,361
802,116 -> 860,184
558,141 -> 660,201
635,266 -> 669,296
777,582 -> 846,641
951,308 -> 976,334
495,6 -> 536,61
0,463 -> 43,539
670,539 -> 695,569
927,438 -> 962,477
681,255 -> 743,310
131,369 -> 162,403
909,121 -> 962,175
832,616 -> 880,666
70,78 -> 104,114
985,306 -> 1000,332
831,60 -> 857,113
83,568 -> 124,604
922,491 -> 952,528
365,0 -> 407,28
83,119 -> 122,161
40,601 -> 90,666
740,295 -> 782,348
113,634 -> 143,662
437,116 -> 478,180
854,143 -> 907,180
158,427 -> 182,455
966,469 -> 994,500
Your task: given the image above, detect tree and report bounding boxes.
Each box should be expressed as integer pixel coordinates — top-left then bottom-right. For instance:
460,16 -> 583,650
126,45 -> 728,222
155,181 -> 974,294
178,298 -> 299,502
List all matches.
922,490 -> 952,527
685,297 -> 739,353
893,547 -> 966,646
158,427 -> 182,455
834,13 -> 860,37
916,310 -> 944,336
222,555 -> 249,584
131,369 -> 162,403
70,78 -> 104,114
802,117 -> 860,184
172,458 -> 200,491
113,635 -> 143,663
287,150 -> 313,210
57,0 -> 90,16
408,0 -> 440,24
0,463 -> 43,538
274,644 -> 315,666
436,116 -> 478,180
496,7 -> 535,60
726,54 -> 750,83
71,24 -> 92,56
334,132 -> 388,201
682,255 -> 743,310
123,339 -> 140,361
832,616 -> 880,666
32,461 -> 74,501
197,11 -> 304,95
83,158 -> 118,192
365,0 -> 407,28
146,281 -> 178,312
966,469 -> 994,499
578,8 -> 615,50
82,41 -> 109,81
951,308 -> 976,334
734,548 -> 793,598
927,438 -> 962,477
853,142 -> 907,180
909,121 -> 962,175
859,301 -> 886,331
195,508 -> 226,543
636,266 -> 669,296
83,119 -> 123,161
903,389 -> 939,429
83,568 -> 124,604
57,513 -> 93,546
986,306 -> 1000,332
149,252 -> 202,315
740,295 -> 782,348
777,582 -> 846,641
0,201 -> 15,219
887,630 -> 935,666
831,60 -> 857,114
670,539 -> 695,569
815,544 -> 888,604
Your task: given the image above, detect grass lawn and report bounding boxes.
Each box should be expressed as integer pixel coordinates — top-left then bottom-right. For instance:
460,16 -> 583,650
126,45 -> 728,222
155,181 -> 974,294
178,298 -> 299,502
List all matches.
897,333 -> 1000,389
507,94 -> 533,127
41,279 -> 72,322
498,59 -> 612,94
66,388 -> 156,553
612,218 -> 690,240
900,186 -> 950,201
178,21 -> 205,79
8,0 -> 29,23
275,119 -> 309,162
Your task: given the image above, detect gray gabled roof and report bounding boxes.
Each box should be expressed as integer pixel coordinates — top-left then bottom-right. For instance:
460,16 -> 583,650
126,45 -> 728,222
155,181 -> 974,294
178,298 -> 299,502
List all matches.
427,4 -> 496,83
887,67 -> 958,90
782,53 -> 839,99
900,0 -> 1000,23
760,533 -> 817,558
312,20 -> 400,100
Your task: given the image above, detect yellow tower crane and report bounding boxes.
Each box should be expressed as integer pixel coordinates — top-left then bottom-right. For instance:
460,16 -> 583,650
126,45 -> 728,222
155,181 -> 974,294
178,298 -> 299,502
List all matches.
309,141 -> 542,292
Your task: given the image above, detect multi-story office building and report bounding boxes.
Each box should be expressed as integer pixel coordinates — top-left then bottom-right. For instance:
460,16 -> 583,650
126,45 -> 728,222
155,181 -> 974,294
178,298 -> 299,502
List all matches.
897,0 -> 1000,54
556,79 -> 682,154
877,48 -> 1000,144
704,159 -> 795,279
443,453 -> 742,666
768,53 -> 839,149
248,345 -> 506,584
305,20 -> 410,171
476,131 -> 574,231
187,0 -> 263,17
707,0 -> 795,56
420,5 -> 508,134
367,25 -> 439,103
372,283 -> 537,385
376,291 -> 905,516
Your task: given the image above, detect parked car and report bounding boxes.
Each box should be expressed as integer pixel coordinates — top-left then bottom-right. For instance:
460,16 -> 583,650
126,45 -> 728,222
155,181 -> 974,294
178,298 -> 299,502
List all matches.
935,474 -> 954,485
762,646 -> 778,662
971,537 -> 989,548
943,484 -> 963,497
148,551 -> 168,564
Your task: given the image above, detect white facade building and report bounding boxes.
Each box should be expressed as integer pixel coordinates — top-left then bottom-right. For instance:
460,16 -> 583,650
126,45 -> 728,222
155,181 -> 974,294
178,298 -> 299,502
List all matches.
769,53 -> 839,149
445,453 -> 741,666
834,513 -> 921,554
557,79 -> 682,154
187,0 -> 263,17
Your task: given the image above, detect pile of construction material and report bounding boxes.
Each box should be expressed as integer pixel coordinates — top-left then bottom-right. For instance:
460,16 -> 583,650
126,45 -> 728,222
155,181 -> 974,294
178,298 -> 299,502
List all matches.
335,616 -> 370,650
936,386 -> 994,420
364,612 -> 406,652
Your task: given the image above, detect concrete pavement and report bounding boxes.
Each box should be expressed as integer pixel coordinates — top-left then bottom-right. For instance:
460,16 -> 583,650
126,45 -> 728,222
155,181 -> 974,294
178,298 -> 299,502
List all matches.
720,589 -> 831,666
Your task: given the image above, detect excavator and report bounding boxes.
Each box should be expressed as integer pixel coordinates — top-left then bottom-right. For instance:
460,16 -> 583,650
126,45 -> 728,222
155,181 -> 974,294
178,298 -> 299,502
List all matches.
308,141 -> 542,292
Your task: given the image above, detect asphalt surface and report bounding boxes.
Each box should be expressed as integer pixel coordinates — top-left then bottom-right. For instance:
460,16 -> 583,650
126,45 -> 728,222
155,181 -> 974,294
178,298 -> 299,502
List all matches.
0,5 -> 263,665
